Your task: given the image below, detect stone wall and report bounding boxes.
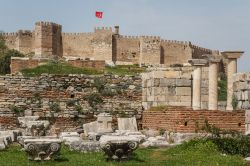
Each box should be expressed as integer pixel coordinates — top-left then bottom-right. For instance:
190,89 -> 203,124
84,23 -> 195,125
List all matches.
34,22 -> 62,58
233,73 -> 250,110
2,21 -> 225,67
10,57 -> 40,74
67,59 -> 105,70
142,107 -> 246,133
160,40 -> 192,66
0,74 -> 142,118
142,66 -> 209,110
114,36 -> 140,65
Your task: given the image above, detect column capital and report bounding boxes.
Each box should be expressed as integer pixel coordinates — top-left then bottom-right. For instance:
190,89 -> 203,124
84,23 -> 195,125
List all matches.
202,54 -> 221,63
188,59 -> 208,66
221,51 -> 244,59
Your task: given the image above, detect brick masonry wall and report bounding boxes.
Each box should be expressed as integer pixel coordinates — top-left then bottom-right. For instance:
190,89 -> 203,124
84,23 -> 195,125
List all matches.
142,107 -> 246,133
11,57 -> 39,74
0,117 -> 18,129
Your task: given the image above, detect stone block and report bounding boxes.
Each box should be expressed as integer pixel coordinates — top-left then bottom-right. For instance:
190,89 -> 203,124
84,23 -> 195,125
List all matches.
176,79 -> 191,87
176,87 -> 191,96
160,78 -> 176,87
164,71 -> 180,78
118,117 -> 138,131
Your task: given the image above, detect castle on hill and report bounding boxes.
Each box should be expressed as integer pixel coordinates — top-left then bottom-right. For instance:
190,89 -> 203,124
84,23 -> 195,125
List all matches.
1,21 -> 225,67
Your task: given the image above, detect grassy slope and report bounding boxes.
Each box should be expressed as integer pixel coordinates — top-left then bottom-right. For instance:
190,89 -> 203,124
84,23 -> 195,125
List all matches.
21,64 -> 146,77
21,63 -> 104,77
0,141 -> 249,166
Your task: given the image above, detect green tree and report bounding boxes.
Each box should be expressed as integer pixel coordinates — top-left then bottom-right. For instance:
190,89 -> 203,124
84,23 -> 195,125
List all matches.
0,49 -> 24,74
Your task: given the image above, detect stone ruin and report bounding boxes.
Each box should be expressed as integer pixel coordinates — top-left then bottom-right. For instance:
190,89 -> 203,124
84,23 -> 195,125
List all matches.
17,116 -> 62,161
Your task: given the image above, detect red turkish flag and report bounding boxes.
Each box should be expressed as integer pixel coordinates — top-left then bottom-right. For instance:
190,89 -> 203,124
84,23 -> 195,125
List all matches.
95,11 -> 103,19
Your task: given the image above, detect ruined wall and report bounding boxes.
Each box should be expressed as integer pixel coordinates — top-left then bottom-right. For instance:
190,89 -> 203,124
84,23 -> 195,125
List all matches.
142,107 -> 245,133
140,36 -> 161,65
0,74 -> 142,118
142,66 -> 209,110
10,57 -> 39,74
160,40 -> 192,65
67,59 -> 105,70
114,36 -> 140,65
34,22 -> 62,58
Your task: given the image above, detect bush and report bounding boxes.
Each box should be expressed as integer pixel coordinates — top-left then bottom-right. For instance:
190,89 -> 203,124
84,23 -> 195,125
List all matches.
0,49 -> 24,74
9,105 -> 24,115
49,102 -> 61,112
84,93 -> 103,110
93,78 -> 105,93
66,100 -> 76,107
218,77 -> 227,101
202,119 -> 250,157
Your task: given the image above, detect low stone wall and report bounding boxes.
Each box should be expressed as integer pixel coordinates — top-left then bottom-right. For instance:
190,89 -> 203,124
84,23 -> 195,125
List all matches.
11,57 -> 40,74
142,66 -> 209,110
0,74 -> 142,118
67,59 -> 105,70
142,107 -> 245,133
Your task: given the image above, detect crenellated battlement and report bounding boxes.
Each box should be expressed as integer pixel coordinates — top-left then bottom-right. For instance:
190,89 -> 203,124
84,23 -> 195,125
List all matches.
140,35 -> 161,40
191,44 -> 212,53
161,39 -> 191,46
2,21 -> 221,67
118,35 -> 140,40
62,32 -> 93,36
0,32 -> 18,36
94,27 -> 112,32
35,21 -> 62,28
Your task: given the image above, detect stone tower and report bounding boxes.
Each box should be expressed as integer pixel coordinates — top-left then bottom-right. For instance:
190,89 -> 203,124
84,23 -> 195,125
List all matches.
34,22 -> 62,58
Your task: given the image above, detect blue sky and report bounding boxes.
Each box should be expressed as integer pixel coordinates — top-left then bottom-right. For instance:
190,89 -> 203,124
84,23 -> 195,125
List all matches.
0,0 -> 249,71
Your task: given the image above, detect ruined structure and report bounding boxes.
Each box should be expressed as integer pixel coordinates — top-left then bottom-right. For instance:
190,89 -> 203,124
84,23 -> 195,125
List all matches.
1,21 -> 224,67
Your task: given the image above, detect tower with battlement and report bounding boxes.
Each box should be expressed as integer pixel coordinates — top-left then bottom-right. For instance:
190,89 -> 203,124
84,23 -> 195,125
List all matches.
1,21 -> 225,67
34,21 -> 62,58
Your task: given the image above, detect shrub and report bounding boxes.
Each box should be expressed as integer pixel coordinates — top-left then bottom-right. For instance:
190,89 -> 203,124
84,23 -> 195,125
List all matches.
159,128 -> 166,135
66,100 -> 76,107
0,49 -> 24,74
218,77 -> 227,101
93,78 -> 105,93
232,94 -> 238,111
49,102 -> 61,112
9,105 -> 24,115
75,105 -> 83,113
84,93 -> 103,110
202,119 -> 250,157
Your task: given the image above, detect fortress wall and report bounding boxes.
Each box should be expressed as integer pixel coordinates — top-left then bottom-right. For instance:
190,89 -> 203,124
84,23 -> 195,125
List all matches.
115,36 -> 140,64
34,22 -> 62,57
140,36 -> 161,65
62,33 -> 94,58
161,40 -> 192,65
16,30 -> 34,54
1,33 -> 18,50
191,44 -> 212,59
92,27 -> 113,63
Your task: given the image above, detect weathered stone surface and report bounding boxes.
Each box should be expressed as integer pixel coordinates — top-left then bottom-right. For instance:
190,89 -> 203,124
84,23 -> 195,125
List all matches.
66,140 -> 101,153
23,138 -> 62,161
118,117 -> 138,131
100,135 -> 139,160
